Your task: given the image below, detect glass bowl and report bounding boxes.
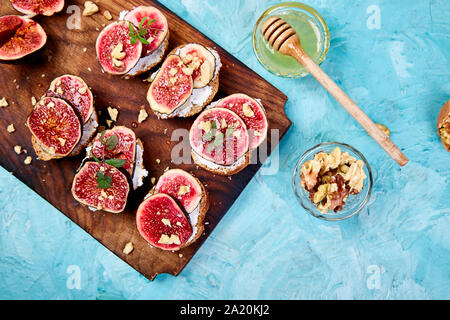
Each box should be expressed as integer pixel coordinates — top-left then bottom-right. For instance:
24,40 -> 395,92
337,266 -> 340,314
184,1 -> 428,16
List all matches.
292,142 -> 373,221
253,1 -> 330,78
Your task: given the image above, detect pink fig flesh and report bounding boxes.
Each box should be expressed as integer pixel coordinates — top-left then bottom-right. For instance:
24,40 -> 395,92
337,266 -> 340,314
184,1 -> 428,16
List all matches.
190,107 -> 249,166
136,193 -> 193,251
90,126 -> 137,176
215,93 -> 268,150
10,0 -> 64,16
124,6 -> 168,56
155,169 -> 202,213
95,21 -> 142,75
72,162 -> 130,214
179,43 -> 216,88
0,15 -> 47,61
27,97 -> 81,157
147,55 -> 193,114
46,75 -> 94,124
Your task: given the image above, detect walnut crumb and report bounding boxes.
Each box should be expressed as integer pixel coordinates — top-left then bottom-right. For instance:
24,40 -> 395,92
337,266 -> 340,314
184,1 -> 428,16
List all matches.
107,106 -> 119,121
24,156 -> 32,165
83,1 -> 99,16
14,145 -> 22,154
138,109 -> 148,123
123,242 -> 134,255
7,124 -> 15,133
103,10 -> 112,20
0,97 -> 8,108
31,96 -> 37,106
151,177 -> 156,184
156,159 -> 161,164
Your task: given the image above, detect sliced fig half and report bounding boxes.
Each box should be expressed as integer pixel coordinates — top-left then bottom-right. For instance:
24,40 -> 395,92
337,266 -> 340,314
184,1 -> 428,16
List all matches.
136,193 -> 193,251
95,21 -> 142,75
147,54 -> 193,115
10,0 -> 64,16
72,162 -> 130,214
27,97 -> 81,157
155,169 -> 203,213
0,15 -> 47,61
215,94 -> 268,150
89,126 -> 136,176
179,43 -> 216,88
46,75 -> 94,124
124,6 -> 168,56
190,107 -> 249,166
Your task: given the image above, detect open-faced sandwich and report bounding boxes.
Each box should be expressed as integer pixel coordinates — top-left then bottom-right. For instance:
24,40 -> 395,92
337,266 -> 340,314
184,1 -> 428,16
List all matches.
136,169 -> 209,251
71,126 -> 149,213
96,6 -> 169,77
27,75 -> 99,161
147,43 -> 222,119
189,93 -> 268,175
86,126 -> 149,190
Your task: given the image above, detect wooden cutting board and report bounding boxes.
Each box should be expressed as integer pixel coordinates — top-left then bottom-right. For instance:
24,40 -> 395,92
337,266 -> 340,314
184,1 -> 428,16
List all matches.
0,0 -> 291,280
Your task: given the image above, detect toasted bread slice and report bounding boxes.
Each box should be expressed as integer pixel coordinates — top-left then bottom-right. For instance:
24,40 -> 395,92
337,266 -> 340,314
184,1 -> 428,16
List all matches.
149,170 -> 209,248
124,33 -> 170,77
151,44 -> 221,119
191,149 -> 251,176
32,110 -> 98,161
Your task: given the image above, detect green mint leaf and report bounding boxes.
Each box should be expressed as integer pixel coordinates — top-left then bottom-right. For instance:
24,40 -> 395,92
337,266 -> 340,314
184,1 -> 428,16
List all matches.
136,33 -> 149,45
100,130 -> 106,144
211,121 -> 217,130
202,131 -> 214,142
206,142 -> 215,154
105,158 -> 126,168
128,22 -> 137,44
139,17 -> 149,29
92,154 -> 101,164
96,171 -> 112,189
138,28 -> 148,37
105,135 -> 118,150
214,132 -> 224,146
146,19 -> 156,27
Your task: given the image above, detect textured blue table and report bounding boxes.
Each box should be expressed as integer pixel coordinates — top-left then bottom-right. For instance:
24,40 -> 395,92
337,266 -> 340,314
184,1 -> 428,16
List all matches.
1,0 -> 449,299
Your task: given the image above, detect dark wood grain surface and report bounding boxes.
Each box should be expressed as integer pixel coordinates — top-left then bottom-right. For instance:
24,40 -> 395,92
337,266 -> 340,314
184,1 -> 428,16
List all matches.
0,0 -> 291,280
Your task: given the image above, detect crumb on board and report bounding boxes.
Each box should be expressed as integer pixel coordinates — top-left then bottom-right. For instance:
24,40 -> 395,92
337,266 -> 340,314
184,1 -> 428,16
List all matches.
31,96 -> 37,106
151,177 -> 156,184
138,109 -> 148,124
156,158 -> 161,164
14,145 -> 22,155
83,1 -> 99,17
107,106 -> 119,121
24,156 -> 32,165
0,97 -> 8,108
7,124 -> 15,133
103,10 -> 113,20
123,242 -> 134,255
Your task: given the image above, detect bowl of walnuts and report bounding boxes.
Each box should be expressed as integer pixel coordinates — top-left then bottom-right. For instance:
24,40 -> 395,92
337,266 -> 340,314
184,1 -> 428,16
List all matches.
293,142 -> 373,221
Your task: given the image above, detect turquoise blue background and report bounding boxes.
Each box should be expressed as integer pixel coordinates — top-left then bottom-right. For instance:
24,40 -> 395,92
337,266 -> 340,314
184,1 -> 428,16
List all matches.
1,0 -> 449,299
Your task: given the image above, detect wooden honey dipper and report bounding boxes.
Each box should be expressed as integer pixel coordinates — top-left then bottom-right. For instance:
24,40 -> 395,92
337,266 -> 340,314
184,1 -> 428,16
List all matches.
261,17 -> 409,166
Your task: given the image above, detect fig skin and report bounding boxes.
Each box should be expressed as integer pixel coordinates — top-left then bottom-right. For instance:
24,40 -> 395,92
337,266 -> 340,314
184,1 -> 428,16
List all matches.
136,193 -> 193,251
124,5 -> 169,56
215,93 -> 268,150
95,21 -> 143,75
147,54 -> 194,114
72,162 -> 130,214
437,100 -> 450,152
0,15 -> 47,61
27,97 -> 82,158
10,0 -> 65,16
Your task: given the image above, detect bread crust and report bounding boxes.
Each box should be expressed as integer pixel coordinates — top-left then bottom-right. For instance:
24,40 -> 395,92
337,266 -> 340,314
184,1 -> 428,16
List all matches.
191,150 -> 251,176
437,100 -> 450,151
151,43 -> 221,119
124,32 -> 170,77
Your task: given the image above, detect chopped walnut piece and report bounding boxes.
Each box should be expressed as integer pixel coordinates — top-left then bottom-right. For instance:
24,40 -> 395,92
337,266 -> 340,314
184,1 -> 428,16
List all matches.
31,96 -> 37,106
107,107 -> 119,121
14,145 -> 22,154
24,156 -> 32,165
161,219 -> 172,227
138,109 -> 148,124
198,120 -> 212,132
7,124 -> 15,133
178,185 -> 190,196
83,1 -> 99,16
123,242 -> 134,255
0,97 -> 8,108
103,10 -> 113,20
111,43 -> 126,60
242,103 -> 255,117
158,234 -> 181,245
